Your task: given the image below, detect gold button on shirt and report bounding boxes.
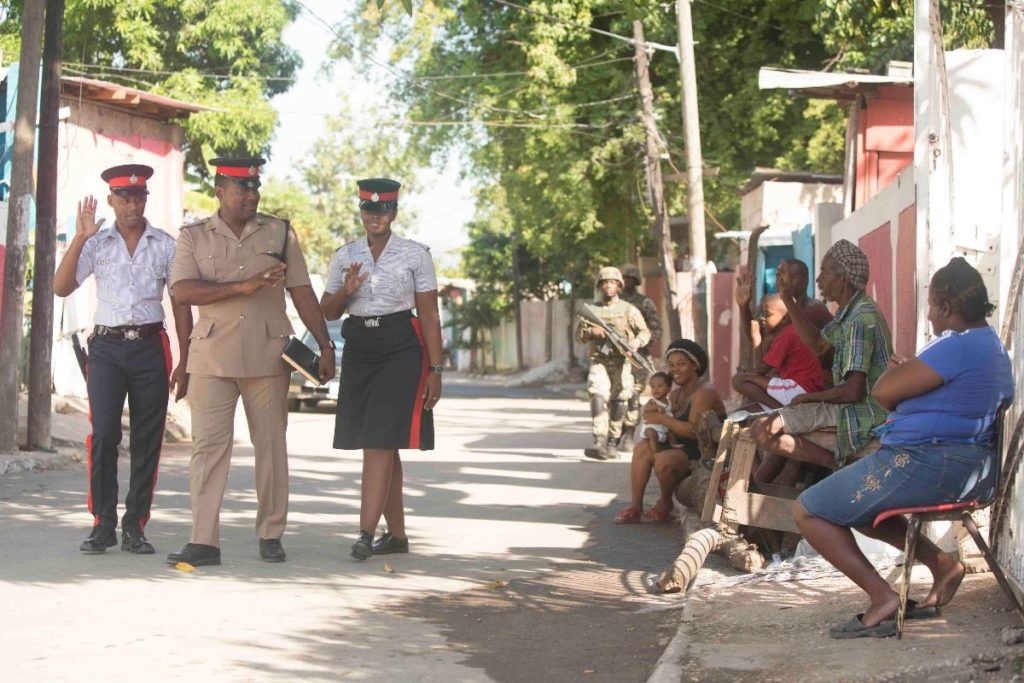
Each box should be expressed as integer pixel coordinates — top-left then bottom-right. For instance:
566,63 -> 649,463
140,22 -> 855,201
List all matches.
170,212 -> 311,377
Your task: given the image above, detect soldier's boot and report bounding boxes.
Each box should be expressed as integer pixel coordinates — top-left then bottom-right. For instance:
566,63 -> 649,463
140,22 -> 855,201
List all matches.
605,400 -> 627,459
618,426 -> 636,453
584,434 -> 610,461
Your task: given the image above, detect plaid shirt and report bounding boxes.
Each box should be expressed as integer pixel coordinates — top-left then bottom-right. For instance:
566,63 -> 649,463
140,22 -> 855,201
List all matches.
821,291 -> 893,465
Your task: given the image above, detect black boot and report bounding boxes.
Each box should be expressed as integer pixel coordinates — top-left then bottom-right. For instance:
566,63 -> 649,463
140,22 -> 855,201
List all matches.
584,435 -> 610,460
618,427 -> 636,453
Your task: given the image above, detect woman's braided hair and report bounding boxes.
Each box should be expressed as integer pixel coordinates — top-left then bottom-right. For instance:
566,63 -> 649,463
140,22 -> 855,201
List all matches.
930,257 -> 996,323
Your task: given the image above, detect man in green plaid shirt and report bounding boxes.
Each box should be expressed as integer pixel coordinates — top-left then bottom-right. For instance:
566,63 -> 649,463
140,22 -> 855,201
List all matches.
751,239 -> 893,481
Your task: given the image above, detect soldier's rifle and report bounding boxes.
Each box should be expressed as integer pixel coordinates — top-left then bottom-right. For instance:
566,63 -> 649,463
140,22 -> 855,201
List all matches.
578,303 -> 657,376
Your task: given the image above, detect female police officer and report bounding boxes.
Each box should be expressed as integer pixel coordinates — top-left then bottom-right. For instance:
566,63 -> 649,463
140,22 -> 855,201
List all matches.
321,178 -> 443,560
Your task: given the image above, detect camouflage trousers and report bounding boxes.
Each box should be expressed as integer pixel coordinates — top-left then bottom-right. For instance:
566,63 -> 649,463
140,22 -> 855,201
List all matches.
623,362 -> 652,430
587,357 -> 633,440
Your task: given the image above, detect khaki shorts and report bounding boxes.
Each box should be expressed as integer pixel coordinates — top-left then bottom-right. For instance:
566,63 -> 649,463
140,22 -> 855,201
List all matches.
779,401 -> 839,435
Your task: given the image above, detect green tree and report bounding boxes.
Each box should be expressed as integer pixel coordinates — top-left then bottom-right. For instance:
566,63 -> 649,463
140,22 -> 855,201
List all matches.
0,0 -> 302,177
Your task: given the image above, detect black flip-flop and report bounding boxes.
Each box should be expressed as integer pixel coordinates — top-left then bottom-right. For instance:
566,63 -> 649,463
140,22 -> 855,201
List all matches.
903,598 -> 941,620
829,613 -> 898,639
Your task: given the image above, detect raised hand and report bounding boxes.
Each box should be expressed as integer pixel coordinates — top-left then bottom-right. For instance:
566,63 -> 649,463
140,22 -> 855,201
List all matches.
735,270 -> 753,308
75,196 -> 104,241
342,261 -> 370,297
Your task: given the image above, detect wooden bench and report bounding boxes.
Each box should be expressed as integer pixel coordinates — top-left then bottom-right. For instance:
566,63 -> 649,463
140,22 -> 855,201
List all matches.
700,419 -> 874,535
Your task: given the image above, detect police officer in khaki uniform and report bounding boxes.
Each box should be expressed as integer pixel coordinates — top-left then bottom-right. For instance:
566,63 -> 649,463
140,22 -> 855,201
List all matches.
166,157 -> 335,567
576,266 -> 650,460
619,262 -> 662,452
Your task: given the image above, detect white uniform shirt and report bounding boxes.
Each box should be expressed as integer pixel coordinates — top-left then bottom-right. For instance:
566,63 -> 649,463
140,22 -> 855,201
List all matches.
75,222 -> 176,326
324,233 -> 438,316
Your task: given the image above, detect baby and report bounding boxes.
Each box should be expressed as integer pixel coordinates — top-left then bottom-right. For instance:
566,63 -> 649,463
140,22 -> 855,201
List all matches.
640,372 -> 673,453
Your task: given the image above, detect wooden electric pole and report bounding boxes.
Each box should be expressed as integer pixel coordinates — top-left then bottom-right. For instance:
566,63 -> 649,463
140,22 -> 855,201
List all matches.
632,19 -> 682,340
676,0 -> 708,348
0,0 -> 45,453
27,0 -> 66,450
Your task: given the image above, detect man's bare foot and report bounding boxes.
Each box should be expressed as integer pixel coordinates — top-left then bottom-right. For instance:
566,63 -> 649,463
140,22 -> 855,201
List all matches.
918,554 -> 966,609
861,591 -> 901,628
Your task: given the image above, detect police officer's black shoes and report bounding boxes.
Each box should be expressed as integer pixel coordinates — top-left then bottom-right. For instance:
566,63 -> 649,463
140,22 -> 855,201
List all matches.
584,435 -> 610,460
121,527 -> 155,554
79,526 -> 117,554
372,532 -> 409,555
166,543 -> 221,566
351,530 -> 374,561
259,538 -> 286,563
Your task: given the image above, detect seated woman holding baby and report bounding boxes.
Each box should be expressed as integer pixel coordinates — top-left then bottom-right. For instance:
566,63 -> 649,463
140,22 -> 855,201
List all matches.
795,257 -> 1014,638
615,339 -> 726,524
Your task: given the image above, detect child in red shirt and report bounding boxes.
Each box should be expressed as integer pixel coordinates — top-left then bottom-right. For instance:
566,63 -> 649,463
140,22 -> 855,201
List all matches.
732,294 -> 825,409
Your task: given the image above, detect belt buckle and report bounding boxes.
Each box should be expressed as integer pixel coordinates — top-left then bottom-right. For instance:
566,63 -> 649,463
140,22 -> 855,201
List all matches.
365,317 -> 381,328
124,328 -> 140,341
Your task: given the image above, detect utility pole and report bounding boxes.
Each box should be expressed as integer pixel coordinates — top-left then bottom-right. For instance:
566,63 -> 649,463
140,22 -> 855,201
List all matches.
27,0 -> 66,450
632,19 -> 682,340
511,234 -> 524,371
676,0 -> 708,348
0,0 -> 45,453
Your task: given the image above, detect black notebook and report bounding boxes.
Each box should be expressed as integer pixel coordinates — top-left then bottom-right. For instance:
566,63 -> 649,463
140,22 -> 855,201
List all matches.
282,337 -> 322,386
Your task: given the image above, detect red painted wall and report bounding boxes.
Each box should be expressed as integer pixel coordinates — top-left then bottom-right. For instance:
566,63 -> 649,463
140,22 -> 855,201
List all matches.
857,223 -> 894,330
856,88 -> 914,210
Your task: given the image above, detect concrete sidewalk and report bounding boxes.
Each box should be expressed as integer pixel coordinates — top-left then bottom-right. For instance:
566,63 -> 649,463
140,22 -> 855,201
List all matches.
648,543 -> 1024,682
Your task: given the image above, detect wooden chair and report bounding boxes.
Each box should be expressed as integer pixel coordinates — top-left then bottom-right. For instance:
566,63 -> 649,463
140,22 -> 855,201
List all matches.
871,410 -> 1024,639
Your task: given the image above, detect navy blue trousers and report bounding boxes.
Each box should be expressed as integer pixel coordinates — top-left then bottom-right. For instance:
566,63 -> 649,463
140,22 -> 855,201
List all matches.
85,332 -> 170,531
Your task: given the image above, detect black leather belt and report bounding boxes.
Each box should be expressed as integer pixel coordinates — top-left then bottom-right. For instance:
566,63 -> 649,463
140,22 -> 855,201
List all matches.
93,323 -> 165,341
349,310 -> 413,328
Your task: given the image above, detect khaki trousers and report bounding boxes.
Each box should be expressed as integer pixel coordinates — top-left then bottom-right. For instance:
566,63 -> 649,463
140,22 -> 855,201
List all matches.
188,374 -> 290,546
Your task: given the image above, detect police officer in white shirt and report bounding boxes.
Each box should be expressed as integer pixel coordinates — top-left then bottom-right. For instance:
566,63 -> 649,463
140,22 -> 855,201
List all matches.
321,177 -> 443,561
53,164 -> 193,555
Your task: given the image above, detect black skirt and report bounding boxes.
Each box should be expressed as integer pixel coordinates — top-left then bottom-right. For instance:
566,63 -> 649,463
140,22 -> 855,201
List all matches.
333,310 -> 434,450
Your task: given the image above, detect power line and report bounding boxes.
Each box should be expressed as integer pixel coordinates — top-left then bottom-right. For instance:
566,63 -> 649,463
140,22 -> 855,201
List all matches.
488,0 -> 678,54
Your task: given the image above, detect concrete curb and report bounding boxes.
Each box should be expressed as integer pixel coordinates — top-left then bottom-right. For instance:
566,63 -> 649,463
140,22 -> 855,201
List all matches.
646,592 -> 695,683
0,447 -> 83,476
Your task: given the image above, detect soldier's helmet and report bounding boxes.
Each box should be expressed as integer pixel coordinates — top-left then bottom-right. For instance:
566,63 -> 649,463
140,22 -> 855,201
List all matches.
597,266 -> 624,287
620,263 -> 641,281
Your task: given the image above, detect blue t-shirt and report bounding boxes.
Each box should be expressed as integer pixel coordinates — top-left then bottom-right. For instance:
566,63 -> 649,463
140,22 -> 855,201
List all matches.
882,326 -> 1013,446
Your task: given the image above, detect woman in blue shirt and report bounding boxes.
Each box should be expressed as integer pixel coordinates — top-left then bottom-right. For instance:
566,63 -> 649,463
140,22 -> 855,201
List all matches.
795,257 -> 1013,639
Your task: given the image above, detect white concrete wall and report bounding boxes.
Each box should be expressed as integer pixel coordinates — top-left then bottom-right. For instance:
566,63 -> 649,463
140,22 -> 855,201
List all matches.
996,0 -> 1024,594
741,180 -> 843,235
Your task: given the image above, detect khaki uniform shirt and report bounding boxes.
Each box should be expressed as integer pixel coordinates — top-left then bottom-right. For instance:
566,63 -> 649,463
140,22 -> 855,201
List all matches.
170,212 -> 311,378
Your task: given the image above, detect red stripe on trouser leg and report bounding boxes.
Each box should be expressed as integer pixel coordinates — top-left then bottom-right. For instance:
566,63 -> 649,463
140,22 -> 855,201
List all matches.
140,330 -> 173,531
408,317 -> 429,449
83,356 -> 98,526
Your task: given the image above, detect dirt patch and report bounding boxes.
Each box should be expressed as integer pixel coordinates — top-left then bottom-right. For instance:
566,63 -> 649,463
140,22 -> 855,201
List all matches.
384,506 -> 689,682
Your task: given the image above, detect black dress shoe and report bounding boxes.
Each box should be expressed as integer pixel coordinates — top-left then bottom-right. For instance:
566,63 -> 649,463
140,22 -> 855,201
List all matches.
166,543 -> 221,566
372,532 -> 409,555
259,538 -> 286,563
80,526 -> 117,554
351,530 -> 373,561
121,528 -> 155,554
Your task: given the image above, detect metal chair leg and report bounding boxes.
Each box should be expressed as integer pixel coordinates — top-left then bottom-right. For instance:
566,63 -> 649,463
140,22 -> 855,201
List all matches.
961,511 -> 1024,624
898,515 -> 922,639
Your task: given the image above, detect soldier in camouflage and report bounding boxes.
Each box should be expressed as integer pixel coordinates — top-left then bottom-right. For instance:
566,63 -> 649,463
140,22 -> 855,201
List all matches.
619,263 -> 662,453
576,266 -> 651,460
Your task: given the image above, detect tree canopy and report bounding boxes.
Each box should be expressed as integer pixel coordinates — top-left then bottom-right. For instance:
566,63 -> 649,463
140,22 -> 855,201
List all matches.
339,0 -> 994,315
0,0 -> 302,177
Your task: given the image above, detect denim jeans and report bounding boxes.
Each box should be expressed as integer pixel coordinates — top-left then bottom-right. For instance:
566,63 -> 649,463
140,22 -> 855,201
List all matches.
798,441 -> 996,528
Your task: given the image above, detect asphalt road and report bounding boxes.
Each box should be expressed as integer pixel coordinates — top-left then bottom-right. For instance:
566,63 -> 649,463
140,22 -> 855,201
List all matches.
1,376 -> 684,682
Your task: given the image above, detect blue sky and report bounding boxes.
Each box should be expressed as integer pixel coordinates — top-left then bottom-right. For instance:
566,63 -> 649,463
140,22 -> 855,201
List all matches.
268,0 -> 473,269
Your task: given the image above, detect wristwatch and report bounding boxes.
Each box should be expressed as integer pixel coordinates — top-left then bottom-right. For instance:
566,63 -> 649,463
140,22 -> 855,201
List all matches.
320,340 -> 337,350
429,364 -> 444,375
